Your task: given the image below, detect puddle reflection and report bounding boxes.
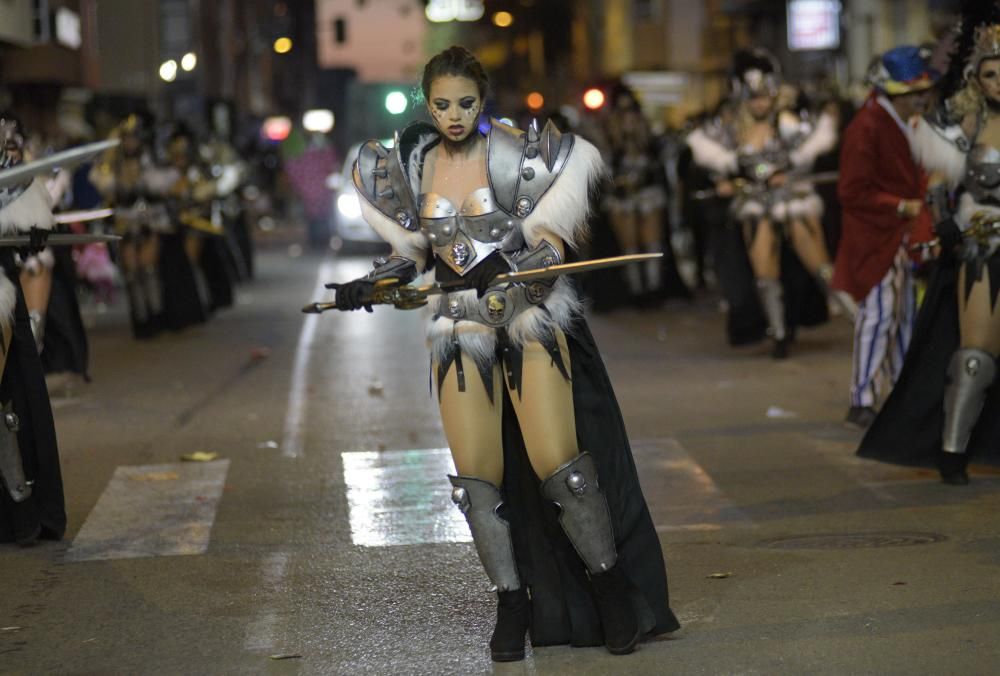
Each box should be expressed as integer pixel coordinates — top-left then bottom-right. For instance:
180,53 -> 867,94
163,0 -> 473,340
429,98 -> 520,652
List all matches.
342,448 -> 471,547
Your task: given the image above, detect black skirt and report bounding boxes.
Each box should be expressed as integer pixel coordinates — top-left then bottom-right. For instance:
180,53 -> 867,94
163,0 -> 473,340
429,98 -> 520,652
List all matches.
501,315 -> 680,646
858,253 -> 1000,467
159,231 -> 208,331
41,246 -> 90,378
0,251 -> 66,544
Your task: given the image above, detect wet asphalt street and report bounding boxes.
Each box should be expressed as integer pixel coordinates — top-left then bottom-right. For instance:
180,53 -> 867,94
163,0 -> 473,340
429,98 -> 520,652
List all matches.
2,247 -> 1000,675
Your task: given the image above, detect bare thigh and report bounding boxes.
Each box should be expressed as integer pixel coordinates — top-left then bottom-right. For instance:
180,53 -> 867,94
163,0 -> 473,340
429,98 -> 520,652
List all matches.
507,329 -> 579,479
958,264 -> 1000,355
437,353 -> 504,485
743,218 -> 780,280
787,216 -> 830,275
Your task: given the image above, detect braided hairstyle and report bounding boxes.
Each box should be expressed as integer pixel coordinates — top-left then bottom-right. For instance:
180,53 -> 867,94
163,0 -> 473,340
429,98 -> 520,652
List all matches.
420,46 -> 490,102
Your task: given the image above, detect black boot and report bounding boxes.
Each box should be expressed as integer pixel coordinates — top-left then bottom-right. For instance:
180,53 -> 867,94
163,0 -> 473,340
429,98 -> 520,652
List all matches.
938,451 -> 969,486
490,587 -> 530,662
771,337 -> 790,360
591,566 -> 640,655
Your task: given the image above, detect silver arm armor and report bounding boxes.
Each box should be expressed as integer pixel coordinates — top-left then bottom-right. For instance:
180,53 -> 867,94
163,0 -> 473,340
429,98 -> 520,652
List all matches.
487,118 -> 574,219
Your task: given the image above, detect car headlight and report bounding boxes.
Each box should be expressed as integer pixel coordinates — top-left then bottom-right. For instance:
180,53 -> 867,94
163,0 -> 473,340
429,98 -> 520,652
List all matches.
337,193 -> 362,220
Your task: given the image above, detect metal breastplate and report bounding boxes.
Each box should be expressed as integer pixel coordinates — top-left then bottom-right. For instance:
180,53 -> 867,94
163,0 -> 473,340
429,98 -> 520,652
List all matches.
738,144 -> 788,182
964,144 -> 1000,204
419,187 -> 525,276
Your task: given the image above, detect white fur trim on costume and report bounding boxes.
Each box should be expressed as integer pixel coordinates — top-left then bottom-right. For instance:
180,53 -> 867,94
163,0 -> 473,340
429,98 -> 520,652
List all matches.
686,127 -> 738,176
21,249 -> 56,274
955,191 -> 1000,230
358,195 -> 430,265
521,135 -> 605,250
0,178 -> 55,234
912,116 -> 966,188
426,276 -> 582,370
735,198 -> 766,220
789,112 -> 837,169
772,193 -> 823,221
0,270 -> 15,330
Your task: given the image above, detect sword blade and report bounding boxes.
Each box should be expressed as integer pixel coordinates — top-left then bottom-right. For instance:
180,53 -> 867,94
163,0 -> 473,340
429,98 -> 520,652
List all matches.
490,253 -> 663,285
0,233 -> 121,248
54,208 -> 115,224
0,139 -> 120,190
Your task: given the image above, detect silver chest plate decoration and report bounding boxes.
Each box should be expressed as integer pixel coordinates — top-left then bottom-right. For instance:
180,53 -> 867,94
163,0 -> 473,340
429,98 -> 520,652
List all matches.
965,144 -> 1000,203
480,290 -> 514,326
419,188 -> 524,275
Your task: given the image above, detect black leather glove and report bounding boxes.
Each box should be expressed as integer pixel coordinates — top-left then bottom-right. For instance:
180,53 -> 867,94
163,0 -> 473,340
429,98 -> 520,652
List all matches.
327,279 -> 375,312
934,217 -> 962,256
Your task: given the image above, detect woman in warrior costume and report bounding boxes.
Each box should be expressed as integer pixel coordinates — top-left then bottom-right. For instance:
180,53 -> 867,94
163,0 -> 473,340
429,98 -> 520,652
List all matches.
333,46 -> 679,661
0,116 -> 65,544
859,22 -> 1000,484
686,49 -> 840,358
604,85 -> 688,305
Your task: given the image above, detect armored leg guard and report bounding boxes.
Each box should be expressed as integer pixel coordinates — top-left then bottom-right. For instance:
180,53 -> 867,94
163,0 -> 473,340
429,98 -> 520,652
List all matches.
141,265 -> 164,317
540,453 -> 639,654
0,402 -> 30,502
940,348 -> 995,483
28,310 -> 45,353
755,278 -> 788,357
449,476 -> 528,662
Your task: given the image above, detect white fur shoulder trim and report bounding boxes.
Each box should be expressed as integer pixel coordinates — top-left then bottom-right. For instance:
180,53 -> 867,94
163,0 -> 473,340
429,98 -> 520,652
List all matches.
789,112 -> 837,169
358,193 -> 429,264
522,135 -> 605,250
912,116 -> 966,188
0,269 -> 14,330
686,127 -> 738,175
0,178 -> 55,234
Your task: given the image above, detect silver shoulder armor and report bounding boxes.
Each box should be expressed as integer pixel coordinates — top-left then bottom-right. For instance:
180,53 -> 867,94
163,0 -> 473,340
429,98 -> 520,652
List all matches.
487,118 -> 575,219
352,138 -> 420,232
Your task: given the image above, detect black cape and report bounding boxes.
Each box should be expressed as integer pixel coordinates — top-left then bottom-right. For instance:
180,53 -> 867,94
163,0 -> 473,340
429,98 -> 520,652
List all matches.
501,314 -> 680,646
712,219 -> 829,346
41,245 -> 90,378
159,231 -> 208,331
857,254 -> 1000,467
0,250 -> 66,544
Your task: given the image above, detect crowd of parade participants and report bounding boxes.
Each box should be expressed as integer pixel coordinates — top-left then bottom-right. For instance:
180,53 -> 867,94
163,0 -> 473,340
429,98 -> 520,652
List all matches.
4,4 -> 1000,552
0,112 -> 258,544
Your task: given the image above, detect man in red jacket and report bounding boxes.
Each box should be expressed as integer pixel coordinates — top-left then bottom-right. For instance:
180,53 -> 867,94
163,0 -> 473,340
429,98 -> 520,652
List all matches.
833,46 -> 937,428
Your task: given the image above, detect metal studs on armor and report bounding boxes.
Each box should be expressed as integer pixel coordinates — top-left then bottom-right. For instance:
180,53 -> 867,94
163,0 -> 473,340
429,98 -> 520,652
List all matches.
4,411 -> 19,432
394,209 -> 412,229
566,471 -> 587,497
525,281 -> 548,304
428,232 -> 437,242
450,242 -> 471,267
489,228 -> 501,238
966,357 -> 981,376
372,167 -> 388,179
447,298 -> 464,319
525,146 -> 538,159
515,196 -> 533,218
521,167 -> 535,181
372,257 -> 388,268
451,486 -> 471,513
378,187 -> 395,199
442,225 -> 453,236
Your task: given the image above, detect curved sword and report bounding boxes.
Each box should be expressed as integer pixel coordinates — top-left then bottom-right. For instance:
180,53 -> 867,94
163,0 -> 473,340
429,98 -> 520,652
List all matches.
302,253 -> 662,314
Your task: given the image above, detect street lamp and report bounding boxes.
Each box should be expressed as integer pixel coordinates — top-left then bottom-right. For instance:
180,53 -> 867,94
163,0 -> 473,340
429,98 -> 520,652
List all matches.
159,60 -> 178,82
385,91 -> 408,115
583,88 -> 605,110
526,91 -> 544,110
493,11 -> 513,27
274,37 -> 293,54
181,52 -> 197,72
303,109 -> 335,133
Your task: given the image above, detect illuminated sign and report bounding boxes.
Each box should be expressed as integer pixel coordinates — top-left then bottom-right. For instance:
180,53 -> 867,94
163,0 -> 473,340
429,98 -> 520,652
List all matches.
787,0 -> 841,51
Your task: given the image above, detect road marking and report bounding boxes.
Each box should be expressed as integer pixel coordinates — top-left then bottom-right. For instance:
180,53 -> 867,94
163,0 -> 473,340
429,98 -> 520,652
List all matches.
66,461 -> 230,561
282,260 -> 337,459
632,438 -> 751,532
342,448 -> 471,547
243,552 -> 291,652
